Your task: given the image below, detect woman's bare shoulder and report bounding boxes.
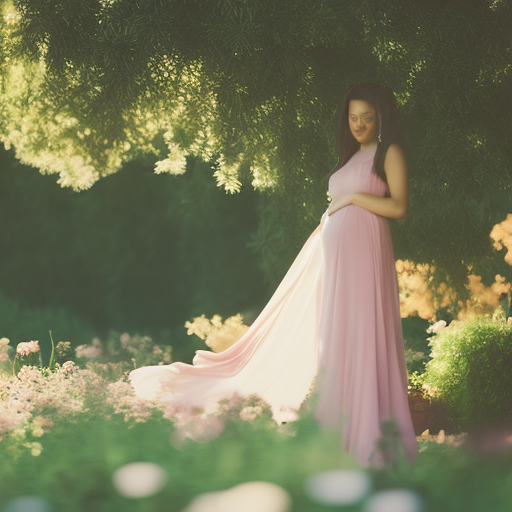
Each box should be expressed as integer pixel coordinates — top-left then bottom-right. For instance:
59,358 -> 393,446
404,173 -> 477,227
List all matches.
384,143 -> 406,161
384,144 -> 407,173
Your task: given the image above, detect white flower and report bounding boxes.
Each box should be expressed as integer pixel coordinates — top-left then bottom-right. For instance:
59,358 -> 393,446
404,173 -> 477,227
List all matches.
75,344 -> 102,359
426,320 -> 447,334
16,341 -> 40,356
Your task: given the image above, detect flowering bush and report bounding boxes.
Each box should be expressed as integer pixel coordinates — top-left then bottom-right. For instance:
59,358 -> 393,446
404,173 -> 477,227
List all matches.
185,314 -> 249,352
74,332 -> 173,370
395,260 -> 511,322
2,317 -> 512,511
0,325 -> 280,455
0,360 -> 161,446
0,332 -> 173,446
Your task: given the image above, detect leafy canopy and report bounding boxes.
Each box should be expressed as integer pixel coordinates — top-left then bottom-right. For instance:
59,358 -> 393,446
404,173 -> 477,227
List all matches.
1,0 -> 512,281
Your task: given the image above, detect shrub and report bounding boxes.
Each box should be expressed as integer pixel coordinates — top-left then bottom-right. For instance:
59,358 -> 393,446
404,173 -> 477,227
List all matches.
419,316 -> 512,432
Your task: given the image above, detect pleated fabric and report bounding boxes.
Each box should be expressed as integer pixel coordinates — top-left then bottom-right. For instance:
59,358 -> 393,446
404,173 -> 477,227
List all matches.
129,144 -> 418,468
313,145 -> 418,467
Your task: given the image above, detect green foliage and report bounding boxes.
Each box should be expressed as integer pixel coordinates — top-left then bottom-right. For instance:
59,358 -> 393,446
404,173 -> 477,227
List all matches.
402,316 -> 431,375
0,408 -> 357,511
0,149 -> 268,352
0,289 -> 96,355
1,0 -> 511,284
3,313 -> 512,511
2,411 -> 512,511
419,316 -> 512,431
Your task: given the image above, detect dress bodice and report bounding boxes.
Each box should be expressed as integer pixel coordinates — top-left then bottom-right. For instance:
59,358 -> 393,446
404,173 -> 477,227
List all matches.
328,145 -> 388,201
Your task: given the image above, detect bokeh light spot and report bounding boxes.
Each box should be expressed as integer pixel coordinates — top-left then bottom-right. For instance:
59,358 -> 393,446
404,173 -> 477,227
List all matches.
112,462 -> 168,499
364,489 -> 424,512
3,496 -> 51,512
305,469 -> 372,505
183,481 -> 291,512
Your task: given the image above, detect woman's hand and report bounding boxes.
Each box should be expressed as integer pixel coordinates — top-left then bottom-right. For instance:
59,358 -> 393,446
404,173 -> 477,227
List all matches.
327,194 -> 353,216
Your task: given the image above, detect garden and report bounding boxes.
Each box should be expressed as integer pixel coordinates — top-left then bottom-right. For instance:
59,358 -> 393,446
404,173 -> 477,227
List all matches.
2,308 -> 512,511
1,0 -> 512,510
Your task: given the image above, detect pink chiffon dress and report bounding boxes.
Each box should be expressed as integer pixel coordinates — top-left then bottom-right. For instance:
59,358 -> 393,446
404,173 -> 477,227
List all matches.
129,144 -> 418,468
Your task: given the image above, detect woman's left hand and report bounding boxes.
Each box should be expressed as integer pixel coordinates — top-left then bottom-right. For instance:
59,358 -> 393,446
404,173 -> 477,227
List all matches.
327,194 -> 354,216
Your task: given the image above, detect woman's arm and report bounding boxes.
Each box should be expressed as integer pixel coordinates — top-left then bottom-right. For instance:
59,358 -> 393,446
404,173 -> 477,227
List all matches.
327,144 -> 408,219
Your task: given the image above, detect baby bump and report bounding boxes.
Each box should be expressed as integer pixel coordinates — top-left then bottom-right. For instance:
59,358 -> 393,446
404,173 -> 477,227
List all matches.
321,205 -> 392,265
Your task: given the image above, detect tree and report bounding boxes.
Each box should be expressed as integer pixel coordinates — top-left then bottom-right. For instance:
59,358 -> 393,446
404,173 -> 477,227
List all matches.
1,0 -> 511,286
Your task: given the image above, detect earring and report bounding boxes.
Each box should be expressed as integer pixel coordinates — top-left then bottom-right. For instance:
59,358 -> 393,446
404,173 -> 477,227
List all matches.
377,133 -> 382,143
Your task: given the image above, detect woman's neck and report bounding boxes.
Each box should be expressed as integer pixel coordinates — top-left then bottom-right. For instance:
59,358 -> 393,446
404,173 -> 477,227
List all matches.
359,141 -> 378,151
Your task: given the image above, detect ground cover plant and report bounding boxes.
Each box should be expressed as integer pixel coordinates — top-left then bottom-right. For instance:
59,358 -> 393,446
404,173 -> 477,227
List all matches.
2,315 -> 512,512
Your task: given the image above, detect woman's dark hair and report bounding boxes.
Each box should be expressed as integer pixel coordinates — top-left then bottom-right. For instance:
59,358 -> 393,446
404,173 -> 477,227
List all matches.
332,82 -> 402,184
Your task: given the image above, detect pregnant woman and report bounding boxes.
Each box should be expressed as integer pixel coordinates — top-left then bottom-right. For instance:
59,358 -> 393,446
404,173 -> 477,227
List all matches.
130,82 -> 419,469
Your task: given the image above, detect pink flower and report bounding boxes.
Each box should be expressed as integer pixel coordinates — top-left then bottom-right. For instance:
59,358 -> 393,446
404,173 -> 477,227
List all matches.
106,381 -> 154,422
239,406 -> 264,421
16,341 -> 40,356
0,399 -> 33,438
172,415 -> 225,444
75,344 -> 102,359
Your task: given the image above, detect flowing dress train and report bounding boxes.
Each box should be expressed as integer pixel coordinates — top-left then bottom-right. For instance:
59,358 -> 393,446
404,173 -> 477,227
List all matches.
129,144 -> 418,467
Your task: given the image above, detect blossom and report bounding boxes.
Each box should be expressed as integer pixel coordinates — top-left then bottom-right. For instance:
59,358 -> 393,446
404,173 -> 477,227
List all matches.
16,340 -> 40,356
0,398 -> 33,440
0,337 -> 10,363
55,341 -> 72,359
75,344 -> 102,359
490,213 -> 512,266
0,361 -> 104,441
426,320 -> 447,334
23,441 -> 43,456
239,406 -> 264,421
418,428 -> 466,446
185,314 -> 249,353
119,333 -> 132,348
395,260 -> 453,320
30,416 -> 53,437
172,415 -> 225,444
106,381 -> 155,422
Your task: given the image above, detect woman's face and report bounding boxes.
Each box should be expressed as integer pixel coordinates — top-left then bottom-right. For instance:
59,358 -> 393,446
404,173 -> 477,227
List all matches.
348,99 -> 378,146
